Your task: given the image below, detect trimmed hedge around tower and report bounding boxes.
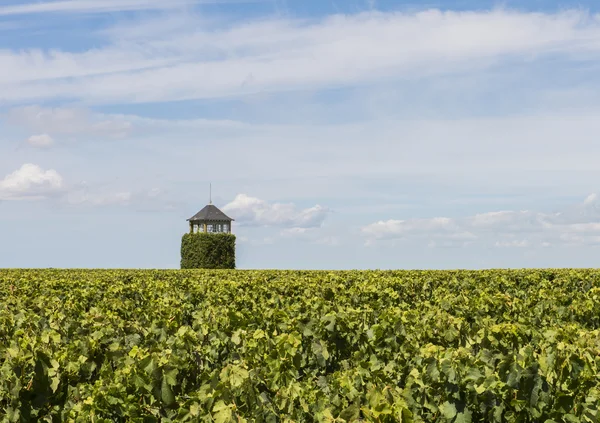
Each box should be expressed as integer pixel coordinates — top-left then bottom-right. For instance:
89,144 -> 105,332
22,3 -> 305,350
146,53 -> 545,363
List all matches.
180,233 -> 236,269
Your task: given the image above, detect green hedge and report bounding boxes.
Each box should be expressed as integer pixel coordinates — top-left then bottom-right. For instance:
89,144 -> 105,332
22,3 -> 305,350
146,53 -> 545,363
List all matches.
180,233 -> 236,269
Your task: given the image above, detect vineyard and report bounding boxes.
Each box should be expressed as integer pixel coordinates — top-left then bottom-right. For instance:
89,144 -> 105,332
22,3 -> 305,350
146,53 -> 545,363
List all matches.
1,269 -> 599,422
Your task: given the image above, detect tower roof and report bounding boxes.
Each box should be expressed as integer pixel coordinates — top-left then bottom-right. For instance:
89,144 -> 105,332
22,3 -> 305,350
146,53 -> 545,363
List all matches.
187,204 -> 234,222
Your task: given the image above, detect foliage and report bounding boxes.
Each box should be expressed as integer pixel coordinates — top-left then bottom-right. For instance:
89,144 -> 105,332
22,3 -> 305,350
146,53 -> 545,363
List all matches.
180,233 -> 236,269
0,268 -> 600,422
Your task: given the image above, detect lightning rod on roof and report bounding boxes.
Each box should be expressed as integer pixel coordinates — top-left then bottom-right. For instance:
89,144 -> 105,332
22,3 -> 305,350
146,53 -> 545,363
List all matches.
209,183 -> 212,204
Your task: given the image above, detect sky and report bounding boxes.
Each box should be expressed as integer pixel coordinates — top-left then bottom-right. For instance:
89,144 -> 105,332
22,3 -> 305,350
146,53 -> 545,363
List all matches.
2,0 -> 600,270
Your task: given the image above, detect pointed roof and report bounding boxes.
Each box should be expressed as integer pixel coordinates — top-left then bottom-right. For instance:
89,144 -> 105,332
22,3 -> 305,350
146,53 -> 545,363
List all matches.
187,204 -> 234,222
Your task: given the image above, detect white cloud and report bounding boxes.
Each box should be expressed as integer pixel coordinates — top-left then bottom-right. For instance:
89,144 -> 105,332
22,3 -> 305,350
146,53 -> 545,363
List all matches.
7,106 -> 132,138
280,227 -> 312,236
0,163 -> 64,200
241,236 -> 276,246
362,194 -> 600,248
495,240 -> 529,248
0,0 -> 243,16
64,185 -> 175,210
584,193 -> 597,205
26,134 -> 54,148
469,210 -> 550,233
0,163 -> 172,210
427,238 -> 475,249
2,9 -> 600,104
222,194 -> 330,228
315,236 -> 340,246
66,190 -> 133,206
4,106 -> 595,209
278,227 -> 340,246
362,217 -> 461,239
48,107 -> 597,217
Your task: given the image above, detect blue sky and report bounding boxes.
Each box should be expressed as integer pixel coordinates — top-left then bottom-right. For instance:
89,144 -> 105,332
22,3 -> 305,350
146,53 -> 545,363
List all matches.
2,0 -> 600,269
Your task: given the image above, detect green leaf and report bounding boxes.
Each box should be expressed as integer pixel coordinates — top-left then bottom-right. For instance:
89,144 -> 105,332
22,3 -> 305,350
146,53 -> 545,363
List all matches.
426,361 -> 440,382
141,356 -> 157,375
339,404 -> 360,421
163,368 -> 179,386
50,376 -> 60,393
231,330 -> 242,345
439,402 -> 457,420
161,377 -> 176,406
189,403 -> 201,417
6,407 -> 19,423
213,401 -> 233,423
220,364 -> 249,388
464,367 -> 483,382
133,374 -> 151,392
6,344 -> 20,358
455,410 -> 472,423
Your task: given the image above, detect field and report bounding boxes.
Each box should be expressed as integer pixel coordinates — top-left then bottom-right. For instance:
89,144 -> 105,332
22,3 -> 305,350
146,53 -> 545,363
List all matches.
1,269 -> 599,422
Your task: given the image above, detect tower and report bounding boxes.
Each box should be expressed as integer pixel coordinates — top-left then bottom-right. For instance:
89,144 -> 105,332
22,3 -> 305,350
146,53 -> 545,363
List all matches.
180,188 -> 236,269
186,203 -> 234,234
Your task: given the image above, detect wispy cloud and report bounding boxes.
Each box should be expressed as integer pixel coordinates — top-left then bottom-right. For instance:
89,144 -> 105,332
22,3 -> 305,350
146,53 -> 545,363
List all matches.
7,106 -> 133,138
0,0 -> 256,17
362,194 -> 600,248
65,185 -> 167,208
222,194 -> 330,228
6,105 -> 593,204
280,227 -> 340,246
26,134 -> 55,148
2,8 -> 600,104
0,21 -> 27,31
138,110 -> 600,188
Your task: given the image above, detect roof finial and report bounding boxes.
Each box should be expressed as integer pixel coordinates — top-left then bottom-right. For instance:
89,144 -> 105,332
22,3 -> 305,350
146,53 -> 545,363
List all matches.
209,182 -> 212,204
